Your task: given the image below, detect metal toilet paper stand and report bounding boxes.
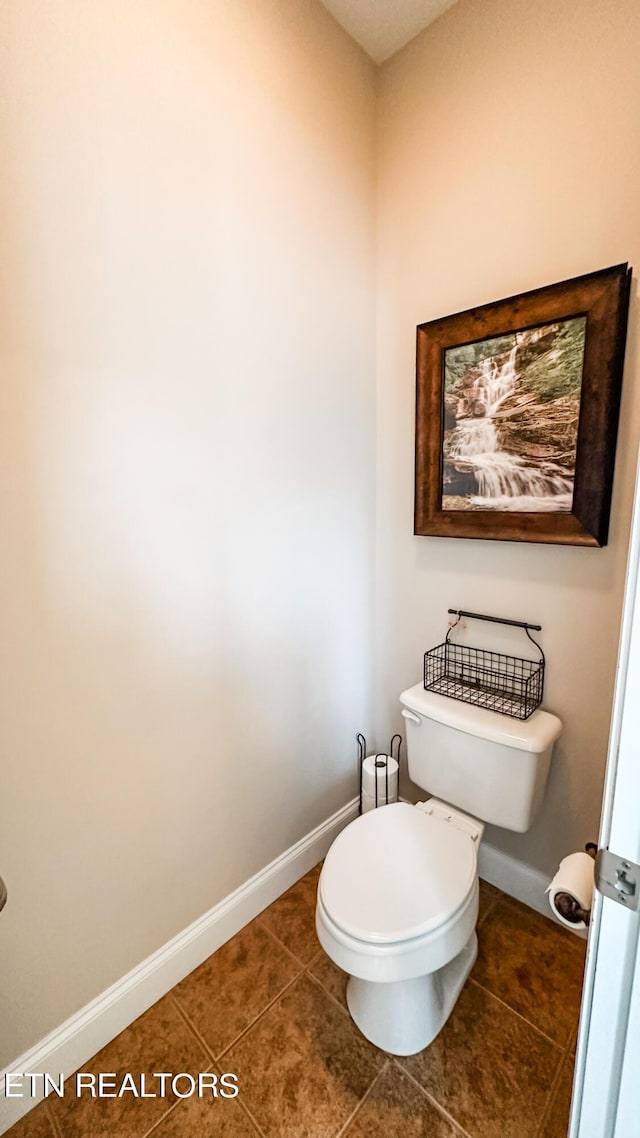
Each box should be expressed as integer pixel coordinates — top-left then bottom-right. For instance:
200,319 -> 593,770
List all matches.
356,733 -> 402,815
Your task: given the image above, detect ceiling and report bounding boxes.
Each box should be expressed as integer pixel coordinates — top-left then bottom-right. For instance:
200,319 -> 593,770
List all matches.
320,0 -> 459,63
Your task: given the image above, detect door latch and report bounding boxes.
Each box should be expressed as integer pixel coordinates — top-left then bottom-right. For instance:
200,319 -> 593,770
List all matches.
595,849 -> 640,912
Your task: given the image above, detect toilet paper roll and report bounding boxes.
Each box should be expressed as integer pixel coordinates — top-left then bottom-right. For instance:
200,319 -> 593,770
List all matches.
361,754 -> 399,811
547,852 -> 595,930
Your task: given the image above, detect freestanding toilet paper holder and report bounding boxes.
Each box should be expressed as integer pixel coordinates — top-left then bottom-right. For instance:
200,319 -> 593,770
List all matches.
356,733 -> 402,814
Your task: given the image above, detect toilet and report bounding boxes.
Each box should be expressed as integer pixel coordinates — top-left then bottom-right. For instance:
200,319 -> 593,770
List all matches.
316,682 -> 562,1056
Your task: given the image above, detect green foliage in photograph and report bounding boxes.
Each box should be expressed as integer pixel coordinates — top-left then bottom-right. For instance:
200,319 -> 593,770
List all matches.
444,317 -> 586,403
444,335 -> 514,393
517,317 -> 586,402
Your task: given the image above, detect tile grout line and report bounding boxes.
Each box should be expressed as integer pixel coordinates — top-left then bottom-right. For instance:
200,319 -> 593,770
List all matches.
211,1052 -> 269,1138
254,912 -> 318,970
167,995 -> 269,1136
468,977 -> 569,1051
477,896 -> 500,926
305,968 -> 352,1022
206,1069 -> 269,1138
142,877 -> 321,1136
253,865 -> 323,958
254,867 -> 355,1023
139,1093 -> 184,1138
127,1000 -> 199,1138
165,907 -> 309,1064
332,1061 -> 390,1138
217,969 -> 306,1061
136,1046 -> 266,1138
44,1098 -> 63,1138
198,928 -> 382,1138
170,949 -> 305,1066
500,895 -> 589,956
393,1059 -> 476,1138
168,993 -> 219,1066
533,1045 -> 573,1138
231,1093 -> 268,1138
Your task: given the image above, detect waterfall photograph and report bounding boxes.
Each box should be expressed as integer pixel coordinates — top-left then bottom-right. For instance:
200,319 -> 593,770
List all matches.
441,317 -> 586,512
415,263 -> 630,545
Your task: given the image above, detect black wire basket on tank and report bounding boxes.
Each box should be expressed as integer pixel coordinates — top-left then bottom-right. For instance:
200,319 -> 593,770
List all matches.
424,609 -> 545,721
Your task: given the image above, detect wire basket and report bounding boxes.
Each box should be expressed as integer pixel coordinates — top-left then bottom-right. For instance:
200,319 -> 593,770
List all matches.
424,610 -> 545,720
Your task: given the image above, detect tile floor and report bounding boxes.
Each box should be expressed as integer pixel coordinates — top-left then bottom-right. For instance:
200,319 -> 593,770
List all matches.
8,867 -> 586,1138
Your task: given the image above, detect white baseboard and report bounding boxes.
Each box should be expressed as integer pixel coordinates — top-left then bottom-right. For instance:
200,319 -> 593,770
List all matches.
0,797 -> 359,1136
478,840 -> 552,916
479,841 -> 588,938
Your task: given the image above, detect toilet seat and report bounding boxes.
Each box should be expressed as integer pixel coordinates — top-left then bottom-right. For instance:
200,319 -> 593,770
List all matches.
316,883 -> 478,983
319,802 -> 477,944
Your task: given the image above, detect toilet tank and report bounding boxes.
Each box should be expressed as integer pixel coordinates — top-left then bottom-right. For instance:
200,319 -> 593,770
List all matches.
399,683 -> 562,832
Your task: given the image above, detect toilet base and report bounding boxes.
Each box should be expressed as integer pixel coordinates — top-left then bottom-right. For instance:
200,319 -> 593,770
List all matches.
346,932 -> 477,1056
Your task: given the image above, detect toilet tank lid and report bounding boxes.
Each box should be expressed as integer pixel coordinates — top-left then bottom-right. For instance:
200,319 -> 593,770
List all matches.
399,683 -> 562,753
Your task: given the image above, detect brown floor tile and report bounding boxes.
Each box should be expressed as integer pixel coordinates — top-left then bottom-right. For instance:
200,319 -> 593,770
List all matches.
542,1053 -> 576,1138
225,974 -> 385,1137
173,919 -> 302,1057
479,878 -> 502,896
308,949 -> 348,1011
150,1092 -> 260,1137
257,864 -> 321,964
343,1063 -> 459,1138
400,980 -> 562,1138
4,1102 -> 56,1138
473,899 -> 585,1045
48,995 -> 207,1138
13,869 -> 580,1138
504,895 -> 588,954
478,879 -> 501,924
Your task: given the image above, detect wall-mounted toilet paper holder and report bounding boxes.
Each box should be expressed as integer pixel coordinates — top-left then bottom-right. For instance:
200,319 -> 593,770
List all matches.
356,733 -> 402,814
548,842 -> 598,930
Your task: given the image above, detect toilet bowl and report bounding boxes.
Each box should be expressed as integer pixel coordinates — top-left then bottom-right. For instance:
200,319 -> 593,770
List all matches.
318,685 -> 562,1055
315,800 -> 482,1055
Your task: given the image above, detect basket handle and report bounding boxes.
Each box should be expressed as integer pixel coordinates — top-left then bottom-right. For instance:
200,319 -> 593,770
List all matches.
447,608 -> 540,632
446,608 -> 545,664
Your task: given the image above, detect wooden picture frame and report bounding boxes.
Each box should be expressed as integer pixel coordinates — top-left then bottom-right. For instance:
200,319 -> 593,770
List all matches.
415,263 -> 631,546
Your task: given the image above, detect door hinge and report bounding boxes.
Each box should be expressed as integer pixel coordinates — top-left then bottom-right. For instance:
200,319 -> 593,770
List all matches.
595,849 -> 640,913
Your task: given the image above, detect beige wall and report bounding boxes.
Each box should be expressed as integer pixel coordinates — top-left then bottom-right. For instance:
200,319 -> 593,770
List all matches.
375,0 -> 640,874
0,0 -> 376,1064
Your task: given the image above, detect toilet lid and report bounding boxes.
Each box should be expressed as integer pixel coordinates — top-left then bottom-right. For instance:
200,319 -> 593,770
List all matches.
319,802 -> 477,943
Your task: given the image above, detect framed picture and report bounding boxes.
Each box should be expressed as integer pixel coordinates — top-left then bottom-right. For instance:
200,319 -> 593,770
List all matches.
414,263 -> 631,546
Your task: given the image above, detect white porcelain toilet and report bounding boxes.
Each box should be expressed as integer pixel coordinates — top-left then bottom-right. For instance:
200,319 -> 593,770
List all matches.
316,683 -> 562,1056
